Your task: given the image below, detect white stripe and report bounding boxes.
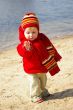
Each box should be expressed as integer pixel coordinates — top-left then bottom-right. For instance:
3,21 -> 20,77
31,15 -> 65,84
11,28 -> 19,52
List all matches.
23,15 -> 36,19
46,46 -> 53,50
42,56 -> 52,64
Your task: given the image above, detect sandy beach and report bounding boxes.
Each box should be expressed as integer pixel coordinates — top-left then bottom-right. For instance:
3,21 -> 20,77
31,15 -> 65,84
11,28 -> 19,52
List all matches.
0,35 -> 73,110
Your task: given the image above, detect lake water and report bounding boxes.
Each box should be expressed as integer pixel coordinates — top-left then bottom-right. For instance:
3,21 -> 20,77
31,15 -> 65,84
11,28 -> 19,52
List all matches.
0,0 -> 73,50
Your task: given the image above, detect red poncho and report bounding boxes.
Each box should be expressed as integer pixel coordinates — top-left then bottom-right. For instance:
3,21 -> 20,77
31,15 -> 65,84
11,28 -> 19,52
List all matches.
17,26 -> 62,76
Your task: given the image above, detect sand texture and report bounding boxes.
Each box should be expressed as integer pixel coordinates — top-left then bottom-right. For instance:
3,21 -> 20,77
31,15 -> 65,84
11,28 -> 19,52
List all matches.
0,35 -> 73,110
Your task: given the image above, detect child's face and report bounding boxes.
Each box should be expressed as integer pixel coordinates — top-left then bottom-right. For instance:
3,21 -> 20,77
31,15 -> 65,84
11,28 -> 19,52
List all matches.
24,27 -> 38,41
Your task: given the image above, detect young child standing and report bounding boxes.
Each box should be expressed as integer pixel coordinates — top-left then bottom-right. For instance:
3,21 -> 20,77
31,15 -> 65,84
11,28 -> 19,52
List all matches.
17,12 -> 62,103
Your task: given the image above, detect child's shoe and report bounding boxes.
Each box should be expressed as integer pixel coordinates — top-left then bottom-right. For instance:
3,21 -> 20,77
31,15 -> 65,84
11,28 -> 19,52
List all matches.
31,96 -> 44,103
41,89 -> 51,98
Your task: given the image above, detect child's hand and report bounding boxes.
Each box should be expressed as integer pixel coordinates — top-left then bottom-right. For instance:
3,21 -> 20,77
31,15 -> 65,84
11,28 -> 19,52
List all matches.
24,41 -> 31,50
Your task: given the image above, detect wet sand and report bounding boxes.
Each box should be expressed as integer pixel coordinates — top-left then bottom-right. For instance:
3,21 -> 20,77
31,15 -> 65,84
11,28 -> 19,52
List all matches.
0,35 -> 73,110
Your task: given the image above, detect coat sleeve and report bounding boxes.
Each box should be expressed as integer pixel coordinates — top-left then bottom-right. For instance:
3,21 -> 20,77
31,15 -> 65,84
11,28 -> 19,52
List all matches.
17,43 -> 33,58
40,33 -> 62,62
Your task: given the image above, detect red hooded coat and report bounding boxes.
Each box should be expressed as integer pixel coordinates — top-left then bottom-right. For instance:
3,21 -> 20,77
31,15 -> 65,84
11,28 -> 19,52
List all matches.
17,26 -> 62,76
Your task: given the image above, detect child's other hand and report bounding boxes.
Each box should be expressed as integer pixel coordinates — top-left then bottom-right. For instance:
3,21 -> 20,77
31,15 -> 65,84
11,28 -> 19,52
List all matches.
24,41 -> 31,50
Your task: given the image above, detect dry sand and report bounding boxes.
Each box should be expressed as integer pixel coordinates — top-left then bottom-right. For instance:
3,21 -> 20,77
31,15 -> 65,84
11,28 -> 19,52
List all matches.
0,35 -> 73,110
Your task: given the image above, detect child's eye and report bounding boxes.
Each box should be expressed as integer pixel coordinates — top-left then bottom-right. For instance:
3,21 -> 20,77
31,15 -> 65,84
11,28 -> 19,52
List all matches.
32,32 -> 35,34
27,32 -> 30,34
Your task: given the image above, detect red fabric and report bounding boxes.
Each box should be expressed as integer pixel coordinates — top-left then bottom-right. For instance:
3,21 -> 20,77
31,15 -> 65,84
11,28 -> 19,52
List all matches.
17,26 -> 62,76
21,23 -> 39,31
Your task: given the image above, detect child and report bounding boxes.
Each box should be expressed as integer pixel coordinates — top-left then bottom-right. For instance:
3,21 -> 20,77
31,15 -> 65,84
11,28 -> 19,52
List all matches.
17,12 -> 62,103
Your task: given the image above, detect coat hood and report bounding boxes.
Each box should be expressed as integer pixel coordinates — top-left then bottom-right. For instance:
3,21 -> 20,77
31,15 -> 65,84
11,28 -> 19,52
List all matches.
18,26 -> 27,42
18,26 -> 42,43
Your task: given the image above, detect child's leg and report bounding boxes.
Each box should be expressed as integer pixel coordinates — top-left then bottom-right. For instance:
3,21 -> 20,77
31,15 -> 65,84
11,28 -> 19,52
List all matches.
27,74 -> 44,102
37,73 -> 47,91
37,73 -> 50,98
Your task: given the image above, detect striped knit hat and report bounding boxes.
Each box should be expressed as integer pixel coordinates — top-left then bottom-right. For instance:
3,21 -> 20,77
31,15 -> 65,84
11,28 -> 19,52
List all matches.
21,12 -> 39,31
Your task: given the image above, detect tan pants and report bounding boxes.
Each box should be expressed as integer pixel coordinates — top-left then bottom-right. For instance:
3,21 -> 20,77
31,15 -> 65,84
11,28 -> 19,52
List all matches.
27,73 -> 47,98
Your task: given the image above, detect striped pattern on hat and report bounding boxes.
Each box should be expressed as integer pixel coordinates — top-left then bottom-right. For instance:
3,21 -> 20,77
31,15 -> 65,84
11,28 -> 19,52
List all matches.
21,13 -> 39,30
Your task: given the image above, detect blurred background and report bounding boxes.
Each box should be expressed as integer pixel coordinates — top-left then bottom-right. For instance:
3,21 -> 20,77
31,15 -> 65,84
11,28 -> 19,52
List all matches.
0,0 -> 73,50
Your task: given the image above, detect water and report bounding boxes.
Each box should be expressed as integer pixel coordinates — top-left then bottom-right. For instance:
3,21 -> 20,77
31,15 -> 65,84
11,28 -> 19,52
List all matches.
0,0 -> 73,50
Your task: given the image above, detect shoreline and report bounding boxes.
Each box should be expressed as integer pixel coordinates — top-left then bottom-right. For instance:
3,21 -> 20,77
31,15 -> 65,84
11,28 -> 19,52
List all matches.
0,34 -> 73,53
0,35 -> 73,110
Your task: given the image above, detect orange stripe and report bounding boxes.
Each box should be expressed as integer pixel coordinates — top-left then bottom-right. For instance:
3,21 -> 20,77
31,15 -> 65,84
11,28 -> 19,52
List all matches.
21,17 -> 39,28
21,20 -> 38,27
49,63 -> 57,71
47,51 -> 55,56
44,58 -> 56,68
47,62 -> 57,69
22,19 -> 38,24
22,20 -> 38,25
48,50 -> 55,53
22,18 -> 38,23
45,60 -> 56,69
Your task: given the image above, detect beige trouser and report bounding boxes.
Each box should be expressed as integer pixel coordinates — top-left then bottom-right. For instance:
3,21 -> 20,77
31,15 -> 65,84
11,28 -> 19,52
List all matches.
27,73 -> 47,98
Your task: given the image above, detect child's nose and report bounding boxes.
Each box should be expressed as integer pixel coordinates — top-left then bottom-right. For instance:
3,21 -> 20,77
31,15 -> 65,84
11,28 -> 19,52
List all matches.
30,33 -> 33,38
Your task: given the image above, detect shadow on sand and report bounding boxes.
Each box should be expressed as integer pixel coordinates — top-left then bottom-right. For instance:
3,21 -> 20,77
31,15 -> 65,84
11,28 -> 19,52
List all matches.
45,88 -> 73,101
